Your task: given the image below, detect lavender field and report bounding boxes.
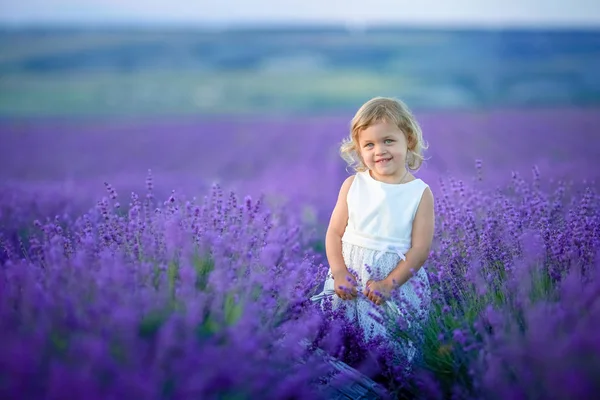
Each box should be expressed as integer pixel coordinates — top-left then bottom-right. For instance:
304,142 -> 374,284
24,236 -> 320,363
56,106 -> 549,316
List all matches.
2,26 -> 600,399
2,107 -> 600,224
1,105 -> 600,399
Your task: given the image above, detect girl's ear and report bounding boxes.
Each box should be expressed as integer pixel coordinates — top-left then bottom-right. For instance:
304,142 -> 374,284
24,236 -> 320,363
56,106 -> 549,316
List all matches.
407,149 -> 414,166
406,132 -> 417,150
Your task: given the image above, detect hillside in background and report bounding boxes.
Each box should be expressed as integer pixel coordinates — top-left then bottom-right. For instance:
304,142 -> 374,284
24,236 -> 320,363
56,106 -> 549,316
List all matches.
1,27 -> 599,117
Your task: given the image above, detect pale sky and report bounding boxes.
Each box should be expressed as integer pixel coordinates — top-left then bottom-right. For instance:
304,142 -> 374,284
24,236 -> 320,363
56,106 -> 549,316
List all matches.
1,0 -> 599,28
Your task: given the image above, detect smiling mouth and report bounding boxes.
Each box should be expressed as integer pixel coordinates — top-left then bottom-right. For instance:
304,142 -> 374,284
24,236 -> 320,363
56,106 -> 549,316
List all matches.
376,158 -> 392,164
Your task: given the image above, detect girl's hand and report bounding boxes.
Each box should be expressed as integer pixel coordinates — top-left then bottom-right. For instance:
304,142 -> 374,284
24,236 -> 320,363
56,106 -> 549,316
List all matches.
363,279 -> 392,306
333,270 -> 358,300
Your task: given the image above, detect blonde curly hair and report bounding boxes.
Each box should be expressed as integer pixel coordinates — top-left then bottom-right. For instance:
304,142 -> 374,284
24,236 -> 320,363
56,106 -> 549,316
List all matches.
340,96 -> 428,172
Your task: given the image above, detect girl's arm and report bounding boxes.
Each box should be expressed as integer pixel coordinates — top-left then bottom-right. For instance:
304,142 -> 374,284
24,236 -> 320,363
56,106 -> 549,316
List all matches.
325,176 -> 354,279
383,187 -> 435,290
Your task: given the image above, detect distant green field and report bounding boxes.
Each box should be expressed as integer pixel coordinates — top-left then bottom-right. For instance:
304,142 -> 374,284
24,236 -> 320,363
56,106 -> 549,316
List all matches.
1,28 -> 599,117
0,70 -> 423,117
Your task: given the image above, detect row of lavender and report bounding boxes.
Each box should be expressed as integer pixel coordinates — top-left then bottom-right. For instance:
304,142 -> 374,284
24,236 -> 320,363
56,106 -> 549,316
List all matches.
0,171 -> 343,398
1,163 -> 599,398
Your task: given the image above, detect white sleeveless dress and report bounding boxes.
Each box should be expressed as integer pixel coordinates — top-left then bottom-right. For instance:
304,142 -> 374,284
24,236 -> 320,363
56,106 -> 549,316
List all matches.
313,170 -> 432,364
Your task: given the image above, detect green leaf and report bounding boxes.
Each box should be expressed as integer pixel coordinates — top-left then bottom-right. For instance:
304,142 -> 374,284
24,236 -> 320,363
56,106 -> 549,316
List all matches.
193,255 -> 214,291
138,309 -> 168,339
224,294 -> 243,326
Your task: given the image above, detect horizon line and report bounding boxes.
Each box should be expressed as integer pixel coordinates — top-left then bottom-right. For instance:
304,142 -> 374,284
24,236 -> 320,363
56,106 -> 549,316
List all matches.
1,20 -> 600,32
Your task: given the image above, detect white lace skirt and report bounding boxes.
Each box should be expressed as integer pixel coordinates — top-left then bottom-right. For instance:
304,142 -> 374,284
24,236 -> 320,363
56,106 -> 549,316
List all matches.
316,241 -> 432,364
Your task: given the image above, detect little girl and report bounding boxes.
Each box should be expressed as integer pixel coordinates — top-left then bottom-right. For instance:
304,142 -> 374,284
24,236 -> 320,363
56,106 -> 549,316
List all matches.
312,96 -> 434,364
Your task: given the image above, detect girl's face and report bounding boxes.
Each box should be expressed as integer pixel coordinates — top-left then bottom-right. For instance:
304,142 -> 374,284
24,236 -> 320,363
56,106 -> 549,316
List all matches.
357,120 -> 409,182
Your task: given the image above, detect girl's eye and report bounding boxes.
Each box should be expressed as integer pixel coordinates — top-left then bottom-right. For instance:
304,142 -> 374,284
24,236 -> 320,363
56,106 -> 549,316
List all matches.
385,139 -> 394,144
364,143 -> 373,148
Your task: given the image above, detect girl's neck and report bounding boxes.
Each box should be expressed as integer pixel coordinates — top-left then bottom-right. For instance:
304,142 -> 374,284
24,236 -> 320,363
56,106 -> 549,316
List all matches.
368,168 -> 411,185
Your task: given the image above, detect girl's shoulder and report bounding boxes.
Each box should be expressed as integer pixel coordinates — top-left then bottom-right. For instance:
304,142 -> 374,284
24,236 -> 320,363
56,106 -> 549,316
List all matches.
410,177 -> 429,187
341,174 -> 356,189
336,174 -> 356,200
408,178 -> 431,197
